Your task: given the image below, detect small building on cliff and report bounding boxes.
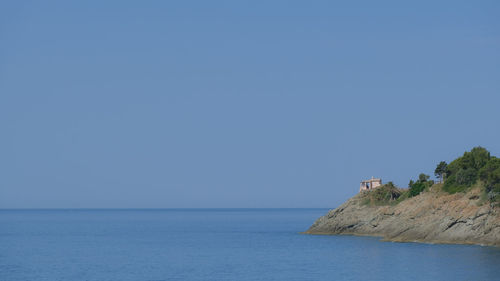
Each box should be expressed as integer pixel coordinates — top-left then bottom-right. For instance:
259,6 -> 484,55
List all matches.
359,177 -> 382,192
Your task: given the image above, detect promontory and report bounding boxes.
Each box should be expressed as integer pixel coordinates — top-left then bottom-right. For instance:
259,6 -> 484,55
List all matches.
305,147 -> 500,247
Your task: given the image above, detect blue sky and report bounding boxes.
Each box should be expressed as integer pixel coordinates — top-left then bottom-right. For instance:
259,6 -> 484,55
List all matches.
1,1 -> 499,208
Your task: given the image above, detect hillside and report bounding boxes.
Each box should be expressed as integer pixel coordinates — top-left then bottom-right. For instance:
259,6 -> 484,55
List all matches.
305,185 -> 500,246
305,147 -> 500,246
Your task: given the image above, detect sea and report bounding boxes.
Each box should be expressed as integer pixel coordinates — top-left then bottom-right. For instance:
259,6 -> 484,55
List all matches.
1,209 -> 500,281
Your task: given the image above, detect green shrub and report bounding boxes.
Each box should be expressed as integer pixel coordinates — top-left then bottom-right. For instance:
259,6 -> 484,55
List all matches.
363,183 -> 403,205
479,158 -> 500,201
407,173 -> 432,197
479,157 -> 500,183
456,167 -> 477,186
446,147 -> 490,176
409,182 -> 428,197
418,173 -> 430,182
442,147 -> 492,194
434,161 -> 448,182
442,175 -> 468,193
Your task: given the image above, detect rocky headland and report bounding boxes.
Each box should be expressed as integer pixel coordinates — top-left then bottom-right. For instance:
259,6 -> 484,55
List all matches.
305,184 -> 500,246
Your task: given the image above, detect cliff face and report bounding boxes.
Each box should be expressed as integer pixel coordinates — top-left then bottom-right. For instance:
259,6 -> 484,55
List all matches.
305,186 -> 500,246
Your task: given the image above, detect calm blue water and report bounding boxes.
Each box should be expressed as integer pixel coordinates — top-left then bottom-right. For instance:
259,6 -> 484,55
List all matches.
1,209 -> 500,281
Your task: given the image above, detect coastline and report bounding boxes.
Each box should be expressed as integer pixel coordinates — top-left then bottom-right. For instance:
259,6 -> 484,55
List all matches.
304,186 -> 500,247
304,231 -> 496,247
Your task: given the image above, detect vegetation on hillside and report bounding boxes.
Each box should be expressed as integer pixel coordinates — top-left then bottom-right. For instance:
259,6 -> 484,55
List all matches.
406,147 -> 499,202
440,147 -> 500,202
361,182 -> 403,206
408,173 -> 433,197
364,147 -> 500,205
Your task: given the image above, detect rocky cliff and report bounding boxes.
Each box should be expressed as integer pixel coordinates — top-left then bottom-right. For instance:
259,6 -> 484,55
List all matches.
305,185 -> 500,246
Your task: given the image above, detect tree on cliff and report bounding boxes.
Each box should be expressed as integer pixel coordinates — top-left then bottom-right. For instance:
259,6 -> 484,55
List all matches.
443,146 -> 491,193
418,173 -> 430,182
408,180 -> 415,188
408,173 -> 432,197
435,161 -> 447,183
478,157 -> 500,201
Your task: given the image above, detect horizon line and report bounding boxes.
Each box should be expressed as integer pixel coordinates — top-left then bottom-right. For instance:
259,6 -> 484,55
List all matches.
0,207 -> 331,210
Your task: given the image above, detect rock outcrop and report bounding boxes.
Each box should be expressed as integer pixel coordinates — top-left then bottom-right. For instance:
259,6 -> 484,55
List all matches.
305,186 -> 500,246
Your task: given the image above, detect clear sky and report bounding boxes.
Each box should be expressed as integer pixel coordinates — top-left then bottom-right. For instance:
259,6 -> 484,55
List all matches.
1,0 -> 499,208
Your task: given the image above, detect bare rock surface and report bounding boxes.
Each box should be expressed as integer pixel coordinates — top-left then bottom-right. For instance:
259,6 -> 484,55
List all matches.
305,187 -> 500,246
